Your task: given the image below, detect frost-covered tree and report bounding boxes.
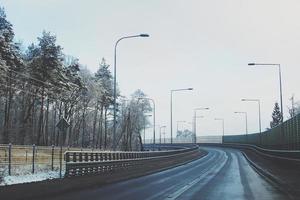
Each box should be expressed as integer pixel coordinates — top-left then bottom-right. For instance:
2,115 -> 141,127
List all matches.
0,5 -> 146,150
0,7 -> 23,143
26,31 -> 67,145
176,129 -> 193,143
94,58 -> 114,149
270,102 -> 282,128
117,89 -> 152,151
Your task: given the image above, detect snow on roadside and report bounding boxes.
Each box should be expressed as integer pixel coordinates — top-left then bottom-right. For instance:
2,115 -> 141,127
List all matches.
0,171 -> 60,186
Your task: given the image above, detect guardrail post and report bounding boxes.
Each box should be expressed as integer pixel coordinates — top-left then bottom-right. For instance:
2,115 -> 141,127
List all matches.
84,153 -> 88,162
8,143 -> 11,176
73,152 -> 77,162
79,152 -> 82,162
32,144 -> 35,174
91,153 -> 94,162
65,152 -> 70,162
51,145 -> 54,171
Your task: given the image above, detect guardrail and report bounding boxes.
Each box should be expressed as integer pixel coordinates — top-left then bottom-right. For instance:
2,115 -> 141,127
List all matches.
222,143 -> 300,161
65,145 -> 199,177
199,143 -> 300,161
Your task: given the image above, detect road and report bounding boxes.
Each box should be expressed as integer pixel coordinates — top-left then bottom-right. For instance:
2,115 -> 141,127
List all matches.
49,147 -> 289,200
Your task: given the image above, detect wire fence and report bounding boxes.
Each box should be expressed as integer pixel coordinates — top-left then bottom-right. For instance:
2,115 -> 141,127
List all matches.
224,113 -> 300,150
0,144 -> 95,177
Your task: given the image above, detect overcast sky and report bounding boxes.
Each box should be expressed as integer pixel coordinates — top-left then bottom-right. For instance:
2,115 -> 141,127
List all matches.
2,0 -> 300,139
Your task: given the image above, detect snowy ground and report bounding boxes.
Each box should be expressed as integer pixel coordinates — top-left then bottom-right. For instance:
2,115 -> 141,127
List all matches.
0,171 -> 60,186
0,164 -> 64,186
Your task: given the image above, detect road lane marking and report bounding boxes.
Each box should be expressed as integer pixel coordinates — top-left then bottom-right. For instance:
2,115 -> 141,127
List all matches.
144,151 -> 219,200
164,149 -> 228,200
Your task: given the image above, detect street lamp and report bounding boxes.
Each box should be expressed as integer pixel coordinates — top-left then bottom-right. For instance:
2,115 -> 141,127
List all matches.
234,111 -> 248,142
241,98 -> 262,145
170,88 -> 193,144
248,63 -> 283,122
193,108 -> 209,143
138,97 -> 155,150
215,118 -> 225,143
113,33 -> 150,151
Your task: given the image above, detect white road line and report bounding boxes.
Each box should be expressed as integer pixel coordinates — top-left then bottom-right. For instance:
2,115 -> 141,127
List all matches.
164,150 -> 228,200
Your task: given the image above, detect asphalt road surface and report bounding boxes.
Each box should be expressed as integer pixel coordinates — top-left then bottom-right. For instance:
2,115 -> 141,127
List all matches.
49,147 -> 289,200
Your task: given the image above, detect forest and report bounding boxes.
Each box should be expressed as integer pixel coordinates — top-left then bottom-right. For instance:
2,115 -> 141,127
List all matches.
0,7 -> 151,151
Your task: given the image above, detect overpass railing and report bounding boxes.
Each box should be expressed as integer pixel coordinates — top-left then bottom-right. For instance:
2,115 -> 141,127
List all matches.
65,145 -> 199,177
224,113 -> 300,150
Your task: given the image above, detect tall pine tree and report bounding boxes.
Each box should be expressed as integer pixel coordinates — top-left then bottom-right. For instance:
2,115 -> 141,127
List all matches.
270,102 -> 282,128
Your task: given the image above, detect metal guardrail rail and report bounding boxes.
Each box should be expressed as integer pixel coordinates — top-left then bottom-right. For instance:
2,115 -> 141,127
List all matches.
65,145 -> 199,177
222,143 -> 300,161
200,143 -> 300,161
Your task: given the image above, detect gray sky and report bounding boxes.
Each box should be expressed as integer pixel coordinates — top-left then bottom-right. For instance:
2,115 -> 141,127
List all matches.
2,0 -> 300,139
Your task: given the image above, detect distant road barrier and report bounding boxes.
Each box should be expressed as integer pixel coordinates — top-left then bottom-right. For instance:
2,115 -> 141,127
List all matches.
222,143 -> 300,161
65,145 -> 199,177
199,143 -> 300,162
223,113 -> 300,150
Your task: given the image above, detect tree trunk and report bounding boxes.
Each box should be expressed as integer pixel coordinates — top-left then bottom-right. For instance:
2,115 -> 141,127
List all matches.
44,98 -> 50,145
56,101 -> 63,146
92,103 -> 98,148
36,87 -> 45,145
97,105 -> 103,149
3,79 -> 13,144
52,100 -> 58,145
104,107 -> 108,149
81,107 -> 86,148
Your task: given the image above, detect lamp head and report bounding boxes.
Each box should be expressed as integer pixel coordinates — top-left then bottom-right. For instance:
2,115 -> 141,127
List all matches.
140,34 -> 150,37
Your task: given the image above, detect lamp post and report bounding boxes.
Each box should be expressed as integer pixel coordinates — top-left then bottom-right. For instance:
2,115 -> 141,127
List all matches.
193,108 -> 209,143
248,63 -> 283,122
113,33 -> 149,151
241,99 -> 262,145
138,97 -> 155,150
234,111 -> 248,142
215,118 -> 225,143
170,88 -> 193,144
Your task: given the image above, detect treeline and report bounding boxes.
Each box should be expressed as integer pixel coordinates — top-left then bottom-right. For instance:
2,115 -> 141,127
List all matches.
0,7 -> 151,151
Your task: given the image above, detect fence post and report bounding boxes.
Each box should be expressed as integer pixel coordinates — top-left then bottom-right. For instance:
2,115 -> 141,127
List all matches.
59,144 -> 62,178
32,144 -> 35,174
25,150 -> 28,164
51,145 -> 54,171
8,143 -> 11,176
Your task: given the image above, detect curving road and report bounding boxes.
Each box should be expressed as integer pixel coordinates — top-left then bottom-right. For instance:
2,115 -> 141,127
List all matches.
50,147 -> 289,200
